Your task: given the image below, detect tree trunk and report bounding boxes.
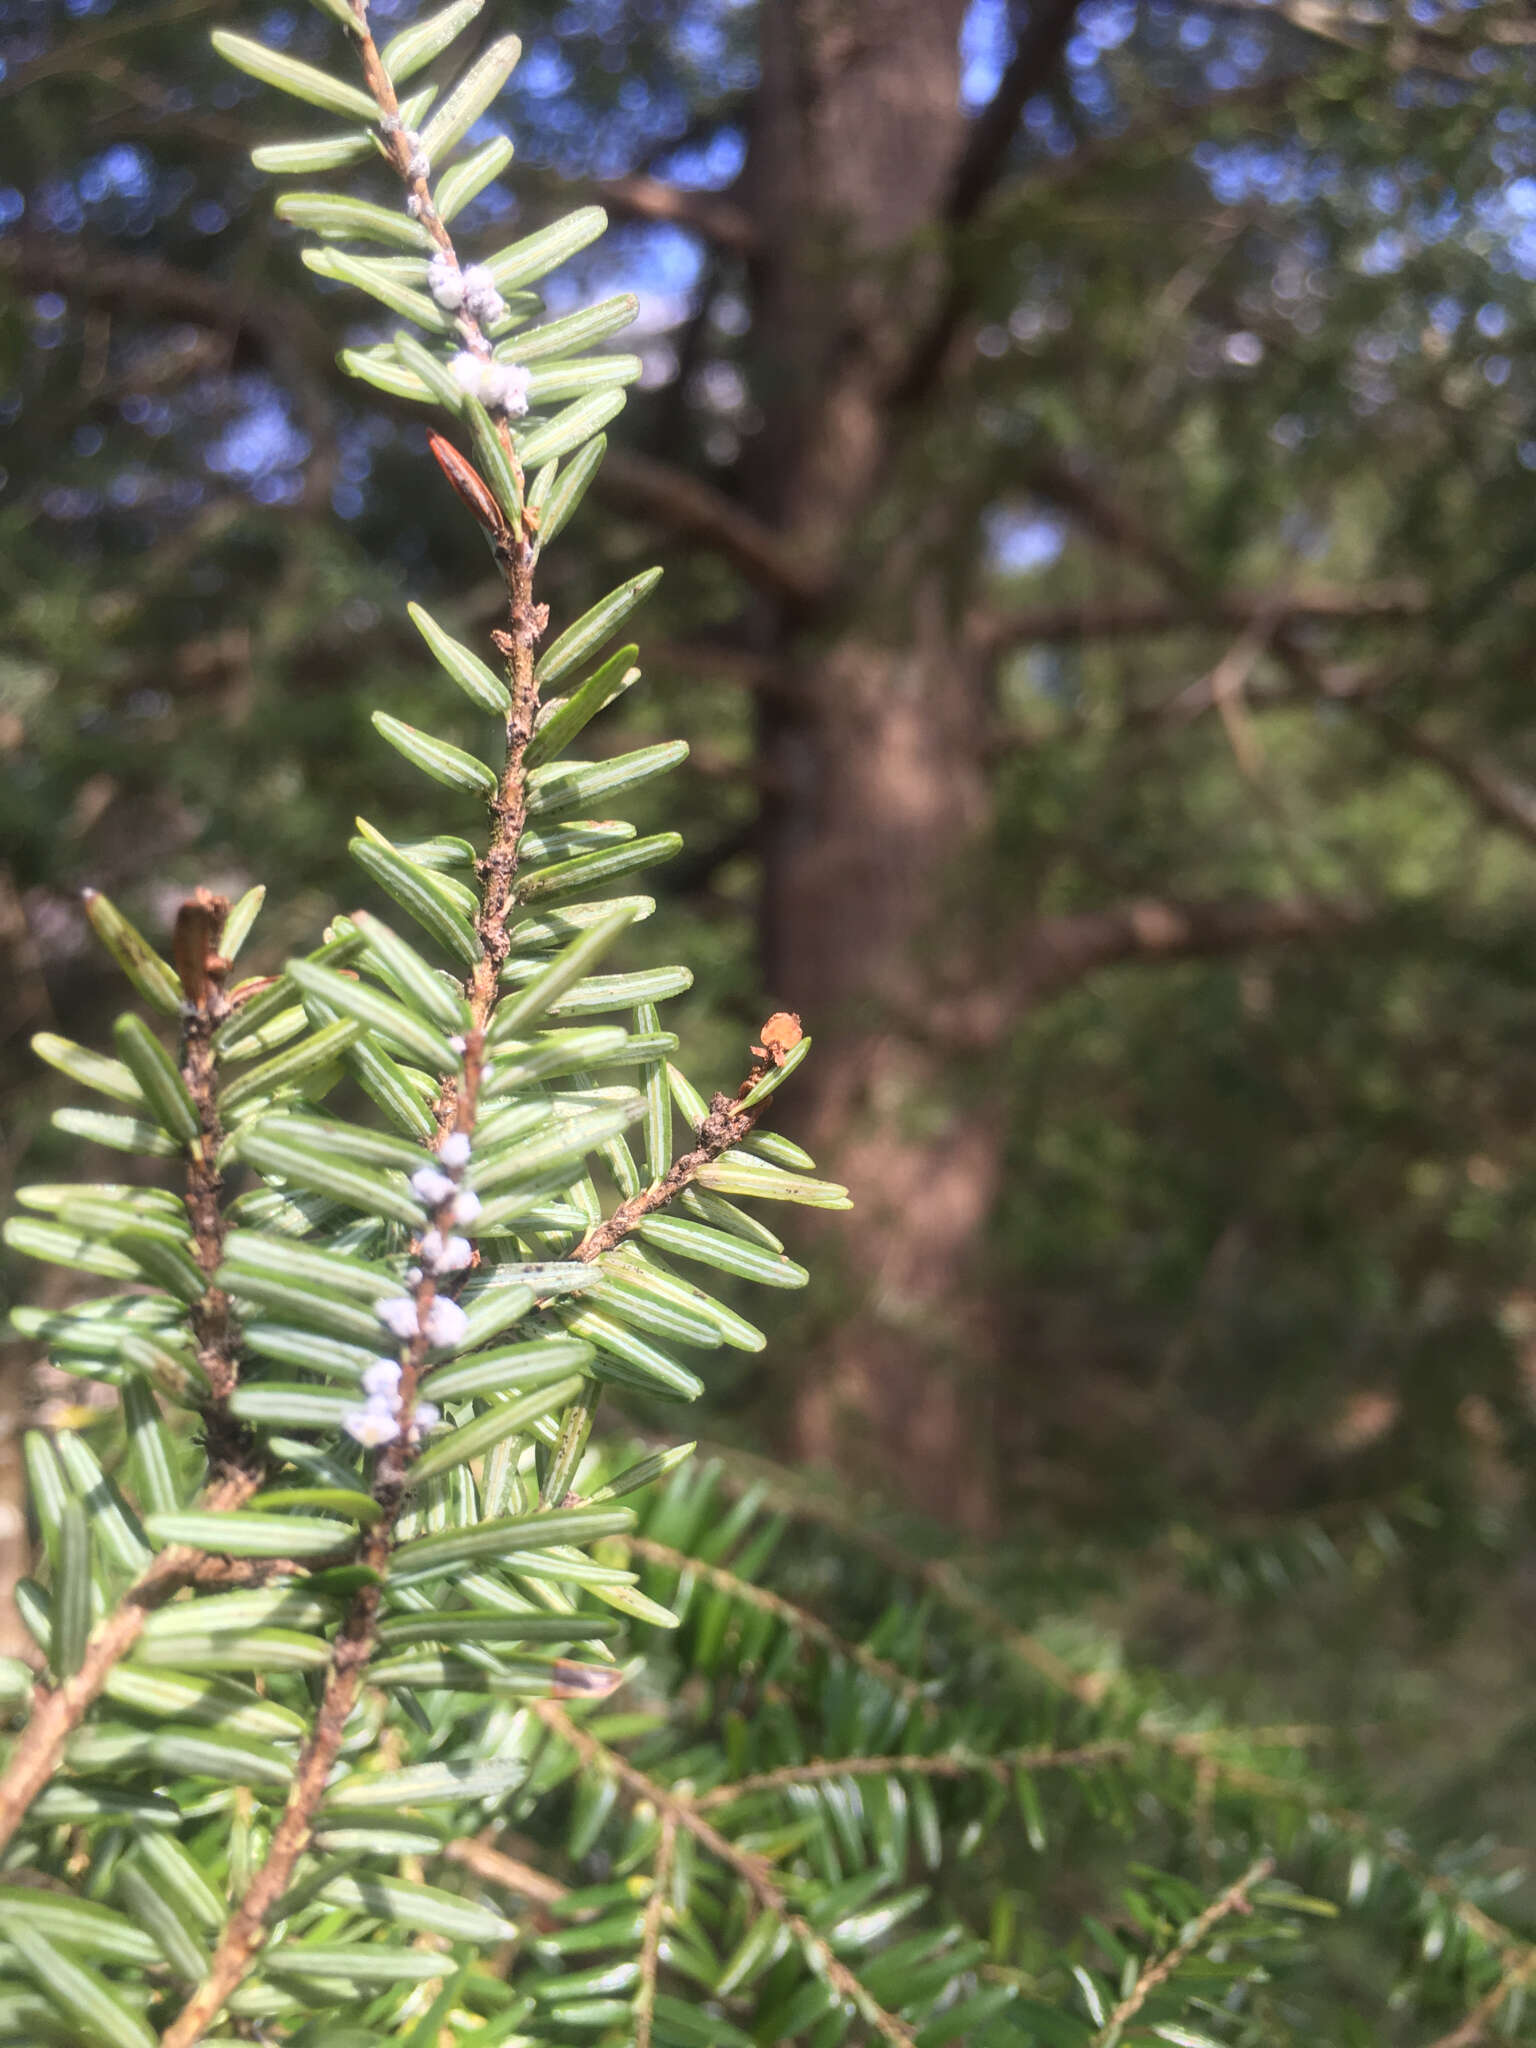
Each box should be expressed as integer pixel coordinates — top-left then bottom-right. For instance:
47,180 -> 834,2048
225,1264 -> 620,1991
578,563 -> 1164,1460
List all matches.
738,1 -> 1013,1527
765,611 -> 1005,1529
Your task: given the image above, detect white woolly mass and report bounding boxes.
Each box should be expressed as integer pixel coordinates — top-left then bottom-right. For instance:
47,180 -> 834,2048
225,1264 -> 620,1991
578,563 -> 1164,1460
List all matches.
376,1295 -> 419,1340
361,1358 -> 403,1410
459,263 -> 507,328
424,1296 -> 469,1350
448,352 -> 531,418
486,360 -> 531,416
428,257 -> 504,329
406,150 -> 431,182
419,1229 -> 474,1274
448,1032 -> 468,1054
439,1131 -> 472,1169
452,1189 -> 482,1226
412,1402 -> 442,1437
344,1401 -> 401,1448
411,1164 -> 457,1209
428,251 -> 466,311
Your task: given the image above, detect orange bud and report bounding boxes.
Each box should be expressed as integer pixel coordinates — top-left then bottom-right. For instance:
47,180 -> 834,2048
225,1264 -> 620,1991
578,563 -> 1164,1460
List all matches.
752,1011 -> 804,1067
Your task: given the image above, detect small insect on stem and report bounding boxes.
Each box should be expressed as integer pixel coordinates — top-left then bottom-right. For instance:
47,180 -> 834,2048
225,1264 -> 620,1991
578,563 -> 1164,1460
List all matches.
427,432 -> 512,547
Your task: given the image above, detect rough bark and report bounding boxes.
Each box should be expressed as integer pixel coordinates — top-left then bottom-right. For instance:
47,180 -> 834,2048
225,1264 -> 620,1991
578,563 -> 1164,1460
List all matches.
743,0 -> 1004,1525
766,609 -> 1002,1526
745,0 -> 973,551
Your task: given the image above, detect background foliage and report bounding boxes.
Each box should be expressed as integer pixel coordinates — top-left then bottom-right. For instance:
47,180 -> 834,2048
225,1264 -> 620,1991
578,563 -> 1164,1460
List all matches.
5,0 -> 1536,2038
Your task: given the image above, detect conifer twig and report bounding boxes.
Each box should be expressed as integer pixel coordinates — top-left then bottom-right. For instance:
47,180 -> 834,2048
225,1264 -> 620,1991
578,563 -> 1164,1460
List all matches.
692,1448 -> 1104,1701
1428,1949 -> 1536,2048
1192,1754 -> 1536,1967
0,889 -> 261,1859
694,1739 -> 1140,1810
694,1450 -> 1355,1764
633,1811 -> 676,2048
530,1700 -> 919,2048
0,1471 -> 259,1858
572,1018 -> 801,1264
442,1835 -> 570,1908
160,3 -> 536,2028
1092,1854 -> 1275,2046
141,13 -> 813,2042
616,1533 -> 930,1708
622,1515 -> 1333,1766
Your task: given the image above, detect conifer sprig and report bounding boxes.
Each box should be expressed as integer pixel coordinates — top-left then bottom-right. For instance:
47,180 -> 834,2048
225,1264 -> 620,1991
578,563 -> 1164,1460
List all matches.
0,887 -> 272,1861
2,0 -> 845,2037
1,5 -> 1529,2046
159,1 -> 732,2030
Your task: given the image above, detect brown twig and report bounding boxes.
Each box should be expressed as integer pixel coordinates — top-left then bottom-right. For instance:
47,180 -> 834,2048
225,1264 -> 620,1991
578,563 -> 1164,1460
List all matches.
0,888 -> 261,1858
0,0 -> 221,102
1265,628 -> 1536,863
1360,701 -> 1536,856
570,1016 -> 801,1266
595,173 -> 756,254
1204,621 -> 1273,786
471,522 -> 542,1023
890,0 -> 1085,407
919,892 -> 1372,1051
625,1523 -> 1331,1774
1191,1754 -> 1536,1986
568,1097 -> 759,1262
633,1810 -> 676,2048
692,1727 -> 1327,1816
442,1835 -> 570,1907
1427,1949 -> 1536,2048
688,1449 -> 1343,1765
0,239 -> 339,503
0,1471 -> 259,1859
620,1533 -> 931,1709
688,1452 -> 1102,1704
1092,1854 -> 1275,2045
598,446 -> 825,607
694,1738 -> 1139,1811
530,1700 -> 918,2048
159,1524 -> 392,2048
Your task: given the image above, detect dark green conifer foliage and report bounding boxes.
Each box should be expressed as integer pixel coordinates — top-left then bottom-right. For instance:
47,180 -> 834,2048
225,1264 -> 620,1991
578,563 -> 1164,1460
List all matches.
0,6 -> 1534,2046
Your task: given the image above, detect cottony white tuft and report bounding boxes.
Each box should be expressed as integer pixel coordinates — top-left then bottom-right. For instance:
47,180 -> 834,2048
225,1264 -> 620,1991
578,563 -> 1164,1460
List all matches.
459,263 -> 507,328
376,1296 -> 420,1341
448,352 -> 531,417
428,251 -> 466,311
419,1229 -> 474,1274
361,1358 -> 404,1411
424,1296 -> 469,1349
411,1164 -> 458,1209
343,1401 -> 401,1447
